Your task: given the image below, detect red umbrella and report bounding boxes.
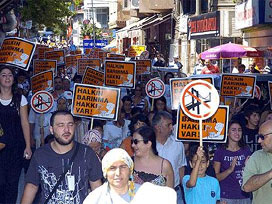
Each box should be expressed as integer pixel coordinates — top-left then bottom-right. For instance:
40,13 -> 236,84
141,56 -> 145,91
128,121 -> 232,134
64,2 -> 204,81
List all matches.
200,42 -> 263,59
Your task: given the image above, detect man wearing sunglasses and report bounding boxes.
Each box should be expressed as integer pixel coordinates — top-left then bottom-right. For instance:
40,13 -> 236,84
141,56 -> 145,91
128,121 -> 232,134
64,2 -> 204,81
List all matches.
242,120 -> 272,204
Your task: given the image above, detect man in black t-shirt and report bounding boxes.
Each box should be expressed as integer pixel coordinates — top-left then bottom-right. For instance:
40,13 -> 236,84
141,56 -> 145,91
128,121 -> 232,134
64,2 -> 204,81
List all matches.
243,105 -> 261,152
21,111 -> 103,204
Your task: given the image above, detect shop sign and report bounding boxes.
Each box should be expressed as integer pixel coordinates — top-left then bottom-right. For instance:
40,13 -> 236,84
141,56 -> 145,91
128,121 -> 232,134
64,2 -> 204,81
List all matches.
188,11 -> 220,40
235,0 -> 259,30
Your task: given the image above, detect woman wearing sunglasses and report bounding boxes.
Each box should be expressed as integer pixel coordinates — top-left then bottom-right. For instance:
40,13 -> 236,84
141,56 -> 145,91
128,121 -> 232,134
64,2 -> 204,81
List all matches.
132,126 -> 174,188
213,120 -> 251,204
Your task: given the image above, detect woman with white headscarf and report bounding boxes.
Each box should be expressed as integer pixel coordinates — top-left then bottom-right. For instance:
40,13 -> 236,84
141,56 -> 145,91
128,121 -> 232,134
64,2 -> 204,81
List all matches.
83,148 -> 177,204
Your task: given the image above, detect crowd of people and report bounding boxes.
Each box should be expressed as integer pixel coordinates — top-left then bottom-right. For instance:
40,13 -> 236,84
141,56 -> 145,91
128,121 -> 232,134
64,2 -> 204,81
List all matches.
0,46 -> 272,204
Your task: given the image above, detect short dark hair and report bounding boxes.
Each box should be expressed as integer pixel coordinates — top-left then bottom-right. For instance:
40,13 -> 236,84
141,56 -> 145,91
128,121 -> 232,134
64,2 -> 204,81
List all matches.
134,126 -> 158,155
152,111 -> 172,127
122,95 -> 132,103
50,110 -> 74,126
189,145 -> 209,162
129,113 -> 149,133
244,104 -> 260,119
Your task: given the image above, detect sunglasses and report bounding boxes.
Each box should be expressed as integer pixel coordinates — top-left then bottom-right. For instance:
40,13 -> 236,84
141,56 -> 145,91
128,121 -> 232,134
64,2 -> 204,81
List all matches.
131,139 -> 146,145
256,132 -> 272,140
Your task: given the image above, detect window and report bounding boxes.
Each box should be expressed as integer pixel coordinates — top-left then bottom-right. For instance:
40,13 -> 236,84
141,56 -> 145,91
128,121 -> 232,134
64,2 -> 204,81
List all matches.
96,8 -> 109,28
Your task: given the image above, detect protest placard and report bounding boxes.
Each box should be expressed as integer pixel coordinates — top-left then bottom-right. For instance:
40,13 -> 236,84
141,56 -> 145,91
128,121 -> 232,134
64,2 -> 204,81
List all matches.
136,59 -> 151,75
105,60 -> 136,89
72,83 -> 120,121
82,67 -> 104,86
33,59 -> 57,75
170,77 -> 214,110
176,105 -> 229,143
0,37 -> 36,71
106,53 -> 126,61
65,54 -> 82,68
44,50 -> 65,64
38,47 -> 54,59
220,74 -> 256,98
77,58 -> 101,75
128,45 -> 146,57
31,70 -> 54,93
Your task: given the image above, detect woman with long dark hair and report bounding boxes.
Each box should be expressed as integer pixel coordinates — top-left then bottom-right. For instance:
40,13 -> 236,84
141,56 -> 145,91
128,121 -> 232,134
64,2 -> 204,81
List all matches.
0,66 -> 32,203
213,120 -> 251,204
132,126 -> 174,188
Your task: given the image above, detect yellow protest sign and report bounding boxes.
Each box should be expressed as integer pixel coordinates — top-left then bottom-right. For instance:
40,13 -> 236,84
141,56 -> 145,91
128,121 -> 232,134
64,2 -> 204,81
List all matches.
77,58 -> 101,75
220,74 -> 256,98
105,60 -> 136,89
38,47 -> 53,59
72,83 -> 120,120
136,59 -> 151,75
128,45 -> 146,57
82,67 -> 104,86
33,59 -> 57,75
0,37 -> 36,71
31,70 -> 54,94
170,77 -> 214,110
45,50 -> 65,64
176,105 -> 229,143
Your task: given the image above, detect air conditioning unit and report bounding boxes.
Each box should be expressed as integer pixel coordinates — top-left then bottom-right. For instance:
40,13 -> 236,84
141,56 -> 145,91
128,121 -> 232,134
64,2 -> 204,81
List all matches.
131,0 -> 139,9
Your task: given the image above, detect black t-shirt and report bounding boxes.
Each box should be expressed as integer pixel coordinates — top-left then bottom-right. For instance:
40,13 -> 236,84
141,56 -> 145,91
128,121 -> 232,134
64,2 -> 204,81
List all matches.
243,126 -> 261,153
25,142 -> 103,204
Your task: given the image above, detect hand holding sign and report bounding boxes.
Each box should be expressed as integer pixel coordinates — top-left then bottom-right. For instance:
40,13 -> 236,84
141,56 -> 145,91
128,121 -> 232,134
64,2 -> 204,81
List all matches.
180,80 -> 219,146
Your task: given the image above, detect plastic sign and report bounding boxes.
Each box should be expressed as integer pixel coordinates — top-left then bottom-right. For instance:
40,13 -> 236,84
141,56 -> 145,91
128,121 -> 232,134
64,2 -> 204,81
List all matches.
170,77 -> 214,110
0,37 -> 36,71
77,58 -> 101,75
128,45 -> 146,57
136,59 -> 151,75
31,70 -> 54,94
82,67 -> 104,86
176,105 -> 229,143
104,60 -> 136,89
145,78 -> 165,99
180,80 -> 219,120
72,83 -> 120,121
33,59 -> 57,75
65,55 -> 82,68
44,50 -> 65,64
220,74 -> 256,98
37,47 -> 53,59
106,53 -> 126,61
31,91 -> 54,114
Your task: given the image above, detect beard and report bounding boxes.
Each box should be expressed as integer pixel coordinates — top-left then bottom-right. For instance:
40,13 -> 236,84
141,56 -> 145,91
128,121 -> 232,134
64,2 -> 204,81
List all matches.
54,133 -> 74,146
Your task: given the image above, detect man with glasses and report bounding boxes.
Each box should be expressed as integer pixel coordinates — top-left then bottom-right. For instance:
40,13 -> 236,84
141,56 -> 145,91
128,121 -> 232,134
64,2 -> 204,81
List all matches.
242,120 -> 272,204
152,111 -> 187,204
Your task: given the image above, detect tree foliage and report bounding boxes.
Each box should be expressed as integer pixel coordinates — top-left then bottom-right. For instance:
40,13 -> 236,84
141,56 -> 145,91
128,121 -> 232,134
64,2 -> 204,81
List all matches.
21,0 -> 73,34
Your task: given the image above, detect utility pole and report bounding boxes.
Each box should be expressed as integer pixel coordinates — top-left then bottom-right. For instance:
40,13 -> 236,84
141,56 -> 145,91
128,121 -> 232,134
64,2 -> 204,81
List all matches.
92,0 -> 96,47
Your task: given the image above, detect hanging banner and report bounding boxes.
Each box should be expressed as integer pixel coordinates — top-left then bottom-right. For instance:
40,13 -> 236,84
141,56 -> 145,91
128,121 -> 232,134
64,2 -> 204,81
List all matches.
65,54 -> 82,68
77,58 -> 101,75
31,70 -> 54,94
82,67 -> 104,86
136,59 -> 151,75
0,37 -> 36,71
220,74 -> 256,98
38,47 -> 54,59
128,45 -> 146,57
104,60 -> 136,89
33,59 -> 57,75
176,105 -> 229,143
44,50 -> 65,64
170,77 -> 214,110
72,83 -> 120,121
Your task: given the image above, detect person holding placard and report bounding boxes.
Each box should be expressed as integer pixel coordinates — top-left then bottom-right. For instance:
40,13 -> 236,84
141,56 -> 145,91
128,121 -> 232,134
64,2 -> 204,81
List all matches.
183,146 -> 221,204
213,120 -> 251,204
0,66 -> 32,203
